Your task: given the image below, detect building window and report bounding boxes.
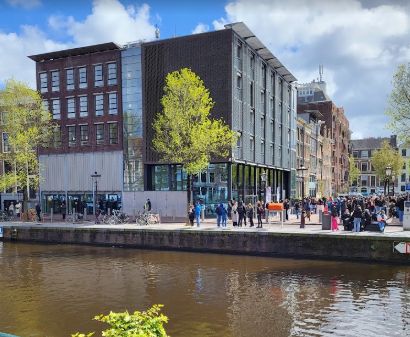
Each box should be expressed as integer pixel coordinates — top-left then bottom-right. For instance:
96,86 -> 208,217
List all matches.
109,123 -> 118,144
401,173 -> 406,182
52,99 -> 61,120
2,133 -> 10,153
80,125 -> 89,145
361,150 -> 368,158
66,68 -> 74,90
40,72 -> 48,93
107,63 -> 117,85
250,82 -> 254,108
108,92 -> 117,114
42,99 -> 49,112
250,136 -> 254,152
53,127 -> 61,148
51,71 -> 60,92
94,64 -> 103,87
79,67 -> 87,89
402,149 -> 407,157
95,94 -> 104,116
67,98 -> 75,119
96,124 -> 104,145
79,96 -> 88,117
68,126 -> 76,147
361,162 -> 368,172
261,141 -> 265,159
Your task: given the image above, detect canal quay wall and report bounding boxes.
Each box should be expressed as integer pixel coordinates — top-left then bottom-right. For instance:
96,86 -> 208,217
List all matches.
1,224 -> 410,264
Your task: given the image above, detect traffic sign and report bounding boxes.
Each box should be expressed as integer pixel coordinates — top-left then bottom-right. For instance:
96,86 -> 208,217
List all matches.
0,227 -> 2,238
394,242 -> 410,254
406,183 -> 410,191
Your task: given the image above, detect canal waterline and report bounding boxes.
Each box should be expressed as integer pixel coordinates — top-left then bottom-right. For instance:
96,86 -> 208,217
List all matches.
0,242 -> 409,337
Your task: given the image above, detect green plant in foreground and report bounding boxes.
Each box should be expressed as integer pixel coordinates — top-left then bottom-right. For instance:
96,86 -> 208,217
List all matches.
72,304 -> 169,337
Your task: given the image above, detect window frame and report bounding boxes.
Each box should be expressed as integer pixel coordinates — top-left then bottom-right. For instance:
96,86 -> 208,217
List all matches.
80,124 -> 89,146
52,99 -> 61,120
66,68 -> 75,90
78,67 -> 87,89
107,62 -> 117,85
108,92 -> 118,115
79,95 -> 88,117
68,125 -> 76,147
40,72 -> 48,93
67,98 -> 75,119
51,70 -> 60,92
94,64 -> 103,87
95,123 -> 105,145
108,122 -> 118,145
95,94 -> 104,116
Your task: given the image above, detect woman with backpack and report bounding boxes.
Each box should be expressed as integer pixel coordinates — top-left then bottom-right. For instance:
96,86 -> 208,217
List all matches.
256,201 -> 264,228
247,203 -> 254,227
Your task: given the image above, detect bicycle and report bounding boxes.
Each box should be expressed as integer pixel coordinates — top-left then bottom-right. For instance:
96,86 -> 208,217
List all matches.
135,211 -> 160,226
103,210 -> 130,225
65,212 -> 83,224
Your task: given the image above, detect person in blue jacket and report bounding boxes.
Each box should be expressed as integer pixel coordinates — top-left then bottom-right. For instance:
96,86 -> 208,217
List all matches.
194,201 -> 201,227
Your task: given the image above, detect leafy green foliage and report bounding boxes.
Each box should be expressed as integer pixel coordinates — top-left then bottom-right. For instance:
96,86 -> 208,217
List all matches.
386,63 -> 410,144
371,140 -> 404,180
0,79 -> 54,198
72,304 -> 169,337
152,68 -> 236,175
348,155 -> 360,185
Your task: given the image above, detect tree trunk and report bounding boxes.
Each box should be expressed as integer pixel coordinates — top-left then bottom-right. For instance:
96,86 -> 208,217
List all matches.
187,174 -> 192,206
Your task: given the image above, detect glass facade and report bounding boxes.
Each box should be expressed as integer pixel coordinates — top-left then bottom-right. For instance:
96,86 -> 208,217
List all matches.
121,44 -> 144,191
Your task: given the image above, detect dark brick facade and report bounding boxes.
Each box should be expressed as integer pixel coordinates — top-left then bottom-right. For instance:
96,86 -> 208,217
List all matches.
298,101 -> 350,194
142,29 -> 233,164
32,45 -> 123,155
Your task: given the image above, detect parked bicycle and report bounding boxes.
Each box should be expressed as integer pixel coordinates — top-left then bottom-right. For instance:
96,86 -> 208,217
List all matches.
65,212 -> 83,224
102,209 -> 130,225
0,211 -> 11,222
135,211 -> 160,226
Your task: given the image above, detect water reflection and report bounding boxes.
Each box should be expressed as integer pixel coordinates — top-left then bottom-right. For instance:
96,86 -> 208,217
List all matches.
0,242 -> 409,337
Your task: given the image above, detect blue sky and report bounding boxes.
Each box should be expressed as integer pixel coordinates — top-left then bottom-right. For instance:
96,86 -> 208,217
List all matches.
0,0 -> 409,139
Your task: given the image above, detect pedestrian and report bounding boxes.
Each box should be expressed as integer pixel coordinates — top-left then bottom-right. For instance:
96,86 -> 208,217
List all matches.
35,203 -> 42,222
61,201 -> 66,220
331,203 -> 339,231
284,199 -> 289,221
188,204 -> 195,226
247,203 -> 254,227
256,201 -> 264,228
352,205 -> 362,233
295,200 -> 300,219
221,204 -> 228,228
194,202 -> 201,227
232,202 -> 238,227
144,198 -> 152,212
237,201 -> 246,227
8,202 -> 14,217
15,201 -> 21,219
215,203 -> 223,227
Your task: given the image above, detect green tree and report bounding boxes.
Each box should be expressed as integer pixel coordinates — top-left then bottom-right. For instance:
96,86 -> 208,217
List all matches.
0,79 -> 54,208
371,140 -> 404,193
348,155 -> 360,186
152,68 -> 236,204
72,304 -> 169,337
386,63 -> 410,144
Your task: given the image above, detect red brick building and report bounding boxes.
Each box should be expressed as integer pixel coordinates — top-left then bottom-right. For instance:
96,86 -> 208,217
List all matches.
298,100 -> 350,195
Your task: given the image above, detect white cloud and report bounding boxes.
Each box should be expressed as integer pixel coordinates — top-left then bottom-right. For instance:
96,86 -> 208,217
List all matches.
214,0 -> 410,138
0,26 -> 68,88
0,0 -> 157,88
192,23 -> 209,34
7,0 -> 41,9
49,0 -> 156,46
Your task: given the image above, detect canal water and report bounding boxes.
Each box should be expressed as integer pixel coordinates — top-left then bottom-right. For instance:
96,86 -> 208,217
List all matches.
0,242 -> 409,337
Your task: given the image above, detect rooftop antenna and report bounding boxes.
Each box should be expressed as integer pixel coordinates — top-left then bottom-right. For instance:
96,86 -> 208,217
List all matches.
319,64 -> 323,82
155,24 -> 160,39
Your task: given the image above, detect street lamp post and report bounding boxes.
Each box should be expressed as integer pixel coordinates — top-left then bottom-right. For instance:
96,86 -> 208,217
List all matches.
91,171 -> 101,216
385,165 -> 392,196
297,164 -> 308,200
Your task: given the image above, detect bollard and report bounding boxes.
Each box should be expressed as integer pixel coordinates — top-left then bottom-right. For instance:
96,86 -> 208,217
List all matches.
83,208 -> 87,221
319,210 -> 323,223
50,208 -> 53,223
300,210 -> 306,228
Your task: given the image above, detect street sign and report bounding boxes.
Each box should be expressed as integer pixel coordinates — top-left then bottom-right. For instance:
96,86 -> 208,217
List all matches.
394,242 -> 410,254
0,227 -> 3,238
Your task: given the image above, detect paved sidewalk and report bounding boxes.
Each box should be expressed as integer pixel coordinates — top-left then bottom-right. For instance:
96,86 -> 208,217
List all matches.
2,212 -> 409,239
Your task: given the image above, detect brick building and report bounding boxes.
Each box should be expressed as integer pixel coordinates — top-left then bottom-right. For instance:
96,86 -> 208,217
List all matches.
29,43 -> 124,214
297,80 -> 350,195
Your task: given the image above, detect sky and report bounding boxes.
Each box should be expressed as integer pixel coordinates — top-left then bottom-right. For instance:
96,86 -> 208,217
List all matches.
0,0 -> 409,139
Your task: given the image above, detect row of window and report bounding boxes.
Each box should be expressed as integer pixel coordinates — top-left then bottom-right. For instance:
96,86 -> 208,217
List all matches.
51,123 -> 118,148
43,92 -> 118,120
39,62 -> 117,93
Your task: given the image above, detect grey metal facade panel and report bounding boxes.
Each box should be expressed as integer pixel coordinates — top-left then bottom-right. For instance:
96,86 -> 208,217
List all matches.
142,29 -> 233,164
39,151 -> 123,192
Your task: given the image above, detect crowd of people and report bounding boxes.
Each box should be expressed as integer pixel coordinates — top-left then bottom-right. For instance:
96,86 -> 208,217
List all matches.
187,194 -> 409,231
